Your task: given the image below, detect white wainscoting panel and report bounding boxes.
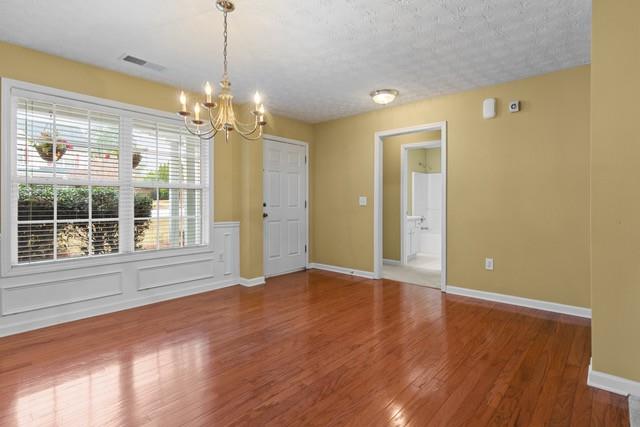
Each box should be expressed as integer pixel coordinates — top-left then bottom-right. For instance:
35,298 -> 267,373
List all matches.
2,271 -> 122,315
137,258 -> 216,291
0,222 -> 240,337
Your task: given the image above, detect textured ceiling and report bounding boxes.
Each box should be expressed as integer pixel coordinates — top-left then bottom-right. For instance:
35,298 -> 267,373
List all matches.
0,0 -> 591,123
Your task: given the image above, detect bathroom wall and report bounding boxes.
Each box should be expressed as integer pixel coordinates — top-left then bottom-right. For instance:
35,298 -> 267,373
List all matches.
407,147 -> 441,216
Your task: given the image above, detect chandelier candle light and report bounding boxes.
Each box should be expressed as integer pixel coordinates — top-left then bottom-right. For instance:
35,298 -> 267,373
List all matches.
178,0 -> 267,142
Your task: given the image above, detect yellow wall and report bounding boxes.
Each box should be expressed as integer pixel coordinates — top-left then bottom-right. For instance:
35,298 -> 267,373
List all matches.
0,42 -> 314,279
313,66 -> 591,308
590,0 -> 640,382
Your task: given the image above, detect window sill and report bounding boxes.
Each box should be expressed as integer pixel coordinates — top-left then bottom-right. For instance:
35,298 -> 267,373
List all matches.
2,244 -> 216,278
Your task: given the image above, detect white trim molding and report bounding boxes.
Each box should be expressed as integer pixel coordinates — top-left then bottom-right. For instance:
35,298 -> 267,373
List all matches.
630,396 -> 640,427
308,263 -> 376,279
383,258 -> 401,266
239,277 -> 266,287
446,286 -> 591,318
588,360 -> 640,397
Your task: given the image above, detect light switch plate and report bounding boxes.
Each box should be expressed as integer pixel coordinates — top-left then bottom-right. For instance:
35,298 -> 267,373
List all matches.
485,258 -> 494,271
359,196 -> 368,207
484,258 -> 493,271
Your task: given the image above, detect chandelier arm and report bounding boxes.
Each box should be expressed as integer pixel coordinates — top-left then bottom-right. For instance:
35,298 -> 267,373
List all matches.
232,115 -> 261,133
185,126 -> 217,141
185,120 -> 217,138
236,128 -> 264,141
234,121 -> 260,136
206,106 -> 223,132
183,116 -> 217,140
237,126 -> 261,138
235,119 -> 264,140
186,108 -> 219,138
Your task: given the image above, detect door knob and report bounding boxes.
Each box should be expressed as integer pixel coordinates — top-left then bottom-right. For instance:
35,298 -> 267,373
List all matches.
263,212 -> 269,218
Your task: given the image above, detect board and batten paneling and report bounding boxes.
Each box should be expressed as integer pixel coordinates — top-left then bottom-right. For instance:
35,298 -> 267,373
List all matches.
0,222 -> 240,336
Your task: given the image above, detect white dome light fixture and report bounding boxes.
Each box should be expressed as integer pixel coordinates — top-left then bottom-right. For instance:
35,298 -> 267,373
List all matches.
370,89 -> 399,105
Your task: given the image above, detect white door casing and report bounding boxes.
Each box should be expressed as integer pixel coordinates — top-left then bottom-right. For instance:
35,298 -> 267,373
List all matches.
263,137 -> 308,277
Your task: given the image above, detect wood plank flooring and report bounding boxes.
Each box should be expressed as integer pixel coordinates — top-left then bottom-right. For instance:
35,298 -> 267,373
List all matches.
0,269 -> 629,426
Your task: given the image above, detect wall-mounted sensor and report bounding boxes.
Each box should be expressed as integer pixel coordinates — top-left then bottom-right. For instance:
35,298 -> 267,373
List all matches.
483,98 -> 496,119
509,100 -> 520,113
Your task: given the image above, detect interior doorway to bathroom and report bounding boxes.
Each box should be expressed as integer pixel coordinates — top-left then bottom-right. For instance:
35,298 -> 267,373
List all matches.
376,122 -> 447,290
399,140 -> 442,287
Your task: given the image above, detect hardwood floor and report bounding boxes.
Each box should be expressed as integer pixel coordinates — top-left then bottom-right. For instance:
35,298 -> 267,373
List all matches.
0,269 -> 629,426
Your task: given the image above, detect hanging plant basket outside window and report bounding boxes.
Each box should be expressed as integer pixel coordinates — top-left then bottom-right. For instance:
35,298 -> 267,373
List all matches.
31,132 -> 71,162
132,152 -> 142,169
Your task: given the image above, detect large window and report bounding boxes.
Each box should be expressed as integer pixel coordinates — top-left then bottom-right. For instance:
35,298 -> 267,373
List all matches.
6,84 -> 209,268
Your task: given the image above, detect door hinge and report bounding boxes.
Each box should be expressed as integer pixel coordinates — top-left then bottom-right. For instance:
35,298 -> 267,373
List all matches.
304,200 -> 307,208
305,245 -> 307,253
304,155 -> 307,164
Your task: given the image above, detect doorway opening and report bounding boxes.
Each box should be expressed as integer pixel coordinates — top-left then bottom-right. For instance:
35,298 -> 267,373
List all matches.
374,122 -> 447,291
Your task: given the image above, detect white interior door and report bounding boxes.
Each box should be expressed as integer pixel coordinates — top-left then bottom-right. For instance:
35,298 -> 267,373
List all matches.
263,139 -> 308,277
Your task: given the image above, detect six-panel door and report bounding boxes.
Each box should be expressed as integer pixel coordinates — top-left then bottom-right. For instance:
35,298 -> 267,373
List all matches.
263,139 -> 307,277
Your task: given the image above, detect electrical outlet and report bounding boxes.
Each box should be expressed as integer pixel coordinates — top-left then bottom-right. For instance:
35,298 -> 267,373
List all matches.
485,258 -> 494,271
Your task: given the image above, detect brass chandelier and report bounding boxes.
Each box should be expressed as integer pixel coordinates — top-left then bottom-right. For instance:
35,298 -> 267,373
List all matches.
178,0 -> 266,142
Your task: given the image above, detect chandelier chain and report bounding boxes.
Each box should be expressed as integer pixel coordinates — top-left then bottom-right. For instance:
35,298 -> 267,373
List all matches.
223,11 -> 228,79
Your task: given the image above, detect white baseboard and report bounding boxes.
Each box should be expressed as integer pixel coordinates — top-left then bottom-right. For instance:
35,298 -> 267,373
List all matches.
383,258 -> 401,266
265,267 -> 306,279
308,263 -> 376,279
588,360 -> 640,397
0,277 -> 239,337
239,276 -> 266,287
446,286 -> 591,319
630,396 -> 640,427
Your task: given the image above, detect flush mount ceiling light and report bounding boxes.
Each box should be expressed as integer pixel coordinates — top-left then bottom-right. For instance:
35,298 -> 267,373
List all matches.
178,0 -> 266,143
370,89 -> 399,105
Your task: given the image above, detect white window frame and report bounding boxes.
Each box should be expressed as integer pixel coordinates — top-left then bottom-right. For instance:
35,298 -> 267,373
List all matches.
1,78 -> 214,277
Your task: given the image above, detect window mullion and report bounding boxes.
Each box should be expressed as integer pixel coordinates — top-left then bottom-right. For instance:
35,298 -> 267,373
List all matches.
201,137 -> 210,246
155,123 -> 160,250
120,116 -> 134,254
53,186 -> 58,261
88,112 -> 93,256
52,105 -> 58,261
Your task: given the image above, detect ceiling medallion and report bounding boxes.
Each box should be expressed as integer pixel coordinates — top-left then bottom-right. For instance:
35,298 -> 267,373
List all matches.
178,0 -> 266,142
